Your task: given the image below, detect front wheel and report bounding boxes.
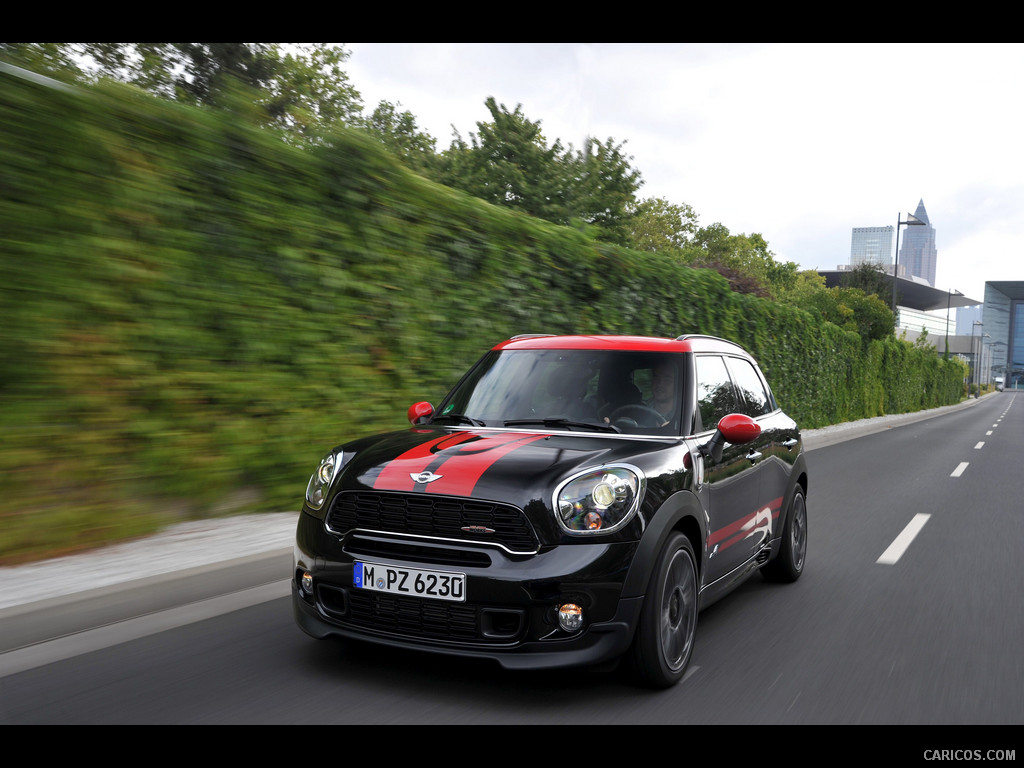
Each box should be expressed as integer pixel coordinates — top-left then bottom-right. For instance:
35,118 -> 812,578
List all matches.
762,487 -> 807,583
630,532 -> 699,688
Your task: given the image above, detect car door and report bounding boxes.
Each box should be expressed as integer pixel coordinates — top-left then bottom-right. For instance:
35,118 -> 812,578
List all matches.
723,354 -> 784,557
693,354 -> 763,586
729,354 -> 798,552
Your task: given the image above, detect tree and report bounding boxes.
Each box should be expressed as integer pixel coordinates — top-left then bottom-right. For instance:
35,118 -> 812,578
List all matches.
4,44 -> 363,145
259,45 -> 363,145
775,269 -> 828,306
683,223 -> 797,298
360,100 -> 438,175
564,137 -> 643,246
439,97 -> 570,222
438,97 -> 643,244
80,43 -> 279,104
0,43 -> 84,81
793,283 -> 894,343
841,261 -> 893,305
833,287 -> 895,342
626,196 -> 699,257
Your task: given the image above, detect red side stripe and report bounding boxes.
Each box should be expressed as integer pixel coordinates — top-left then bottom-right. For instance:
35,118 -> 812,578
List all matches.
708,496 -> 783,551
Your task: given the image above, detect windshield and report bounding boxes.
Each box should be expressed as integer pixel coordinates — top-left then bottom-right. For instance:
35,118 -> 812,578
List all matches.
434,349 -> 686,435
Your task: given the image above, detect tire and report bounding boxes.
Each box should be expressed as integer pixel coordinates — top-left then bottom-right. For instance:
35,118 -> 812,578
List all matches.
762,487 -> 807,583
630,532 -> 699,688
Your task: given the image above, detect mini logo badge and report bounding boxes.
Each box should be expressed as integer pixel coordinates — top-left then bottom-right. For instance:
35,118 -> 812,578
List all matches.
410,471 -> 443,484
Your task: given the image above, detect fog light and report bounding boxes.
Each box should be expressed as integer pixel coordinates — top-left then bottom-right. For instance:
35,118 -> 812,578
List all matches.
301,571 -> 313,595
558,603 -> 584,632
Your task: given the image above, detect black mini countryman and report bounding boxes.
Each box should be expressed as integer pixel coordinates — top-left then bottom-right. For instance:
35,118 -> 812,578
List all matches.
292,334 -> 808,687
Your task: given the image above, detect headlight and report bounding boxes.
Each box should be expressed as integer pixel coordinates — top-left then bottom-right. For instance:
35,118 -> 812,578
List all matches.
305,450 -> 346,509
553,466 -> 644,534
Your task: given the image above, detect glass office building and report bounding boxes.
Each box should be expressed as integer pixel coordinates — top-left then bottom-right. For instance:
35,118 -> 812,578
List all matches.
851,226 -> 894,268
982,282 -> 1024,389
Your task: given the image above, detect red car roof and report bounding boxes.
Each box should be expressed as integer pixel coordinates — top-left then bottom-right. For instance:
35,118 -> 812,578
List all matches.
493,335 -> 694,353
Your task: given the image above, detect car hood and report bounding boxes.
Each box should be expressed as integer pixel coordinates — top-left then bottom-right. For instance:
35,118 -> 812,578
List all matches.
339,426 -> 681,510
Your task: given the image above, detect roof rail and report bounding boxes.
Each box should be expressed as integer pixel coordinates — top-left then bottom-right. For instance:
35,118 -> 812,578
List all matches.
675,334 -> 748,354
508,334 -> 556,340
675,334 -> 732,343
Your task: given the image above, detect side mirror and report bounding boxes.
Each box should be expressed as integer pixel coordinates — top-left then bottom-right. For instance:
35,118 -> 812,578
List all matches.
701,413 -> 761,463
407,401 -> 434,425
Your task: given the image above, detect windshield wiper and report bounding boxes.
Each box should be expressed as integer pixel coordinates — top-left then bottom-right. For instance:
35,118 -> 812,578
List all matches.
503,417 -> 620,433
432,412 -> 487,426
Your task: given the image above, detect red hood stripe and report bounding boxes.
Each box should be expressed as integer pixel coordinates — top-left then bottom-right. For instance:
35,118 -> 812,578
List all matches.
372,432 -> 477,492
372,431 -> 551,495
422,433 -> 550,496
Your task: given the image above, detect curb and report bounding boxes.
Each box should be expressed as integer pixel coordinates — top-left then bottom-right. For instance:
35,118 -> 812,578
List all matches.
801,392 -> 997,451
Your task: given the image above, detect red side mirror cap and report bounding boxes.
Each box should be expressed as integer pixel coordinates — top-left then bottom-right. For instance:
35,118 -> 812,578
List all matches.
407,401 -> 434,425
717,413 -> 761,444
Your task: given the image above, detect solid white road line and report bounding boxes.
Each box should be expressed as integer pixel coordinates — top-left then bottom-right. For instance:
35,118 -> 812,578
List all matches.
877,513 -> 931,565
0,580 -> 290,678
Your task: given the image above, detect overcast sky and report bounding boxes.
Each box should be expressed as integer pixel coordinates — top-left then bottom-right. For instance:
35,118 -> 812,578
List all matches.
343,43 -> 1024,305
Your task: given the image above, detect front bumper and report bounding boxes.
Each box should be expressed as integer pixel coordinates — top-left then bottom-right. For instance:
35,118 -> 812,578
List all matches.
292,511 -> 644,670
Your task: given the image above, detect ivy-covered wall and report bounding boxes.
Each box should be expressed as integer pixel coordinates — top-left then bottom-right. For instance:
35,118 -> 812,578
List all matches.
0,70 -> 966,561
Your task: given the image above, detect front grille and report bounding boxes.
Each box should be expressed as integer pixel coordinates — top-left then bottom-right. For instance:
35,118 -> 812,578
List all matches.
346,534 -> 492,568
327,491 -> 539,553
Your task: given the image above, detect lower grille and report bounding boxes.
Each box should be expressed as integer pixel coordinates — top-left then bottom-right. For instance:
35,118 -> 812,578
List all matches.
349,591 -> 479,640
317,585 -> 524,644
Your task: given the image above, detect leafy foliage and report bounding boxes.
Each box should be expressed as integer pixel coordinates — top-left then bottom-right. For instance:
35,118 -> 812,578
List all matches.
1,43 -> 364,146
438,97 -> 573,220
841,261 -> 895,305
627,196 -> 699,257
0,43 -> 83,80
781,273 -> 895,344
360,100 -> 438,175
681,223 -> 799,299
436,97 -> 643,244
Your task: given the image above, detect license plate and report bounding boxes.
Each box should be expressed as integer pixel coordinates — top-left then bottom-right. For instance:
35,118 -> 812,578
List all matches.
354,561 -> 466,602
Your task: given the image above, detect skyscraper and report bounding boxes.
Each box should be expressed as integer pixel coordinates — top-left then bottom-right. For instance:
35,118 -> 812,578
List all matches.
898,199 -> 938,286
850,226 -> 894,269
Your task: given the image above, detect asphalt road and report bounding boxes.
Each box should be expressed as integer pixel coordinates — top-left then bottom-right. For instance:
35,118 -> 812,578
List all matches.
2,393 -> 1022,732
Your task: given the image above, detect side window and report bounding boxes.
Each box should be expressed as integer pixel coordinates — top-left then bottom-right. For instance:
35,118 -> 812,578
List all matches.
726,357 -> 774,417
694,355 -> 737,431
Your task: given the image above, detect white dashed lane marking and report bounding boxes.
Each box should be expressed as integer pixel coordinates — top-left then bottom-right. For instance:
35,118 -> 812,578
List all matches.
878,514 -> 931,565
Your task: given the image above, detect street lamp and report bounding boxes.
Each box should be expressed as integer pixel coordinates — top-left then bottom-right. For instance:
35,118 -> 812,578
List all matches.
982,334 -> 992,388
945,288 -> 963,359
971,321 -> 983,396
891,212 -> 928,325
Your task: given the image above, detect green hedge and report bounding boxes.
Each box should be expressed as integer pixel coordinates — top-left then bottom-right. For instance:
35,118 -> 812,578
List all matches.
0,70 -> 966,562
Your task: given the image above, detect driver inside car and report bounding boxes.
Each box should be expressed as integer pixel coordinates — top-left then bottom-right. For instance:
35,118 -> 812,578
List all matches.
647,362 -> 678,426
